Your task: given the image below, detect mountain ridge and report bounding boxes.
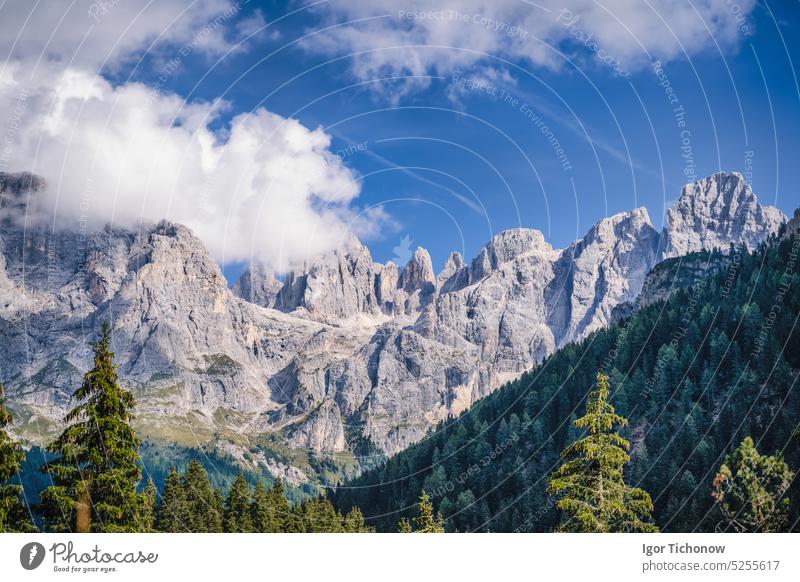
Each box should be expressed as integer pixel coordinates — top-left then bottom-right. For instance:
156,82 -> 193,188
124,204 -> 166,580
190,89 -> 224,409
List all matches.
0,170 -> 786,486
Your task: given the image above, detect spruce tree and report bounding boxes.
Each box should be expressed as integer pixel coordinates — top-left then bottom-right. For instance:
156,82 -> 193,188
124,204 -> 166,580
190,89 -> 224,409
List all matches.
250,482 -> 271,532
267,481 -> 291,523
547,372 -> 658,532
296,498 -> 344,532
415,490 -> 445,532
399,490 -> 444,533
343,507 -> 372,532
223,473 -> 253,532
711,437 -> 794,532
140,478 -> 157,532
213,487 -> 225,527
0,382 -> 34,532
155,467 -> 189,532
181,460 -> 222,532
251,480 -> 291,532
39,322 -> 147,532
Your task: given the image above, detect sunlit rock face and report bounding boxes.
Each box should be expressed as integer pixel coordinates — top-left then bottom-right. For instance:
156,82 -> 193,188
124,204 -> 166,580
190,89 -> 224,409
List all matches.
662,172 -> 785,258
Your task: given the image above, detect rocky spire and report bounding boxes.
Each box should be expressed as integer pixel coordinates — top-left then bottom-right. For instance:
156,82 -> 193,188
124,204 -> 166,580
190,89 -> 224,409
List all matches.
437,252 -> 468,293
398,247 -> 436,294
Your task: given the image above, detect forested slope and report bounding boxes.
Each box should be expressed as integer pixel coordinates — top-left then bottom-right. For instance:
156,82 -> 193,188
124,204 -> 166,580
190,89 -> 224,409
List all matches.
332,230 -> 800,532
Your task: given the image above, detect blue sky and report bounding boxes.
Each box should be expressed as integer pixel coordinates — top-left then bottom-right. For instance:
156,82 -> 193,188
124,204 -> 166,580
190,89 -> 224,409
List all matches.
2,1 -> 799,283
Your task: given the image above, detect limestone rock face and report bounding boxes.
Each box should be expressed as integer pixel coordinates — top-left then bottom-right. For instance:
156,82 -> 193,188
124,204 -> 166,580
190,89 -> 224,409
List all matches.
783,208 -> 800,239
437,252 -> 468,293
398,247 -> 436,294
375,261 -> 399,308
663,172 -> 785,257
0,171 -> 787,471
552,207 -> 661,343
231,263 -> 283,308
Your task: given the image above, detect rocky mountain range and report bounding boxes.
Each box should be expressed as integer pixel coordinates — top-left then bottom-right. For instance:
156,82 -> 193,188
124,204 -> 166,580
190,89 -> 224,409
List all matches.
0,170 -> 786,486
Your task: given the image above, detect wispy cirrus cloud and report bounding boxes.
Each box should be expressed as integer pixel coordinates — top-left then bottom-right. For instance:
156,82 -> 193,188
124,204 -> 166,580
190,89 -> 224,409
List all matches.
301,0 -> 757,93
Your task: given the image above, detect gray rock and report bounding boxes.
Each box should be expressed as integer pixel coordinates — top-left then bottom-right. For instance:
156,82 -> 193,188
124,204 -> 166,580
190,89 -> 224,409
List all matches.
662,172 -> 785,257
231,263 -> 283,308
398,247 -> 436,294
437,252 -> 468,293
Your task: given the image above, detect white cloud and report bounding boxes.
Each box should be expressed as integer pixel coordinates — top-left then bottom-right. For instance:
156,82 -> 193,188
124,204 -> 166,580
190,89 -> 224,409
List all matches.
303,0 -> 757,88
0,1 -> 384,270
0,0 -> 257,70
0,64 -> 379,269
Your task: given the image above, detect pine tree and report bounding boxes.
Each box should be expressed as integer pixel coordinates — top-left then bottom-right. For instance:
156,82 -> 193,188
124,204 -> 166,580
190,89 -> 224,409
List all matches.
181,460 -> 222,532
711,437 -> 794,532
251,480 -> 291,532
397,517 -> 413,532
0,382 -> 35,532
547,373 -> 658,532
296,498 -> 344,532
39,322 -> 147,532
223,473 -> 253,532
343,507 -> 372,532
213,487 -> 225,527
267,480 -> 292,530
404,490 -> 444,533
250,482 -> 271,532
140,478 -> 157,532
156,467 -> 189,532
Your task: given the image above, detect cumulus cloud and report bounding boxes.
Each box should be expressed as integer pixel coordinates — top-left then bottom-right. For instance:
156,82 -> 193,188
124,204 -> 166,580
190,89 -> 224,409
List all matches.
0,1 -> 383,270
0,64 -> 381,269
303,0 -> 757,88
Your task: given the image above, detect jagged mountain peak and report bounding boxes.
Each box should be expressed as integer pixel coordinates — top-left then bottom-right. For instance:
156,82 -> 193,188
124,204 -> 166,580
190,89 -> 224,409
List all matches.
663,171 -> 785,257
442,251 -> 465,272
467,227 -> 555,283
398,246 -> 436,294
581,207 -> 655,247
436,251 -> 468,294
487,227 -> 553,261
231,262 -> 282,308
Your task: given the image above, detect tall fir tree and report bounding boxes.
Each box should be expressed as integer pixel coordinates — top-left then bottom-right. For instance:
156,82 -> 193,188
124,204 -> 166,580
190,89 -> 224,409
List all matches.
39,322 -> 147,532
343,506 -> 372,532
547,372 -> 658,532
140,478 -> 157,532
0,382 -> 35,532
295,497 -> 344,532
250,482 -> 271,532
711,437 -> 794,532
397,490 -> 444,533
181,460 -> 222,532
155,467 -> 189,532
223,473 -> 253,532
251,480 -> 291,532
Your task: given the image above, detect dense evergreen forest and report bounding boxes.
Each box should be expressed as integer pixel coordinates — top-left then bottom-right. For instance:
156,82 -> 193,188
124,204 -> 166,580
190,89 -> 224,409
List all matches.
332,229 -> 800,532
